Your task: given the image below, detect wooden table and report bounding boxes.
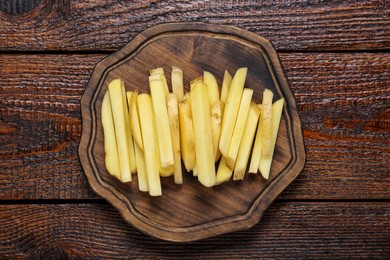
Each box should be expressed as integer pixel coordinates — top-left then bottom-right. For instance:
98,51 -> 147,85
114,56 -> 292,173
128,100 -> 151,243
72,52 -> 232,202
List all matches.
1,0 -> 389,258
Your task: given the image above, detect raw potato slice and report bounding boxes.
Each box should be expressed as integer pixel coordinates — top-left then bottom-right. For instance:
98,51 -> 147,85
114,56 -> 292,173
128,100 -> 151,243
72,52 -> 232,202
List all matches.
216,157 -> 233,185
259,98 -> 284,179
149,67 -> 169,98
190,82 -> 216,187
127,91 -> 143,150
210,100 -> 222,162
220,70 -> 232,103
134,142 -> 148,192
138,94 -> 162,196
171,66 -> 184,101
260,89 -> 274,159
108,79 -> 132,182
226,88 -> 253,169
149,75 -> 174,168
203,71 -> 219,106
167,94 -> 183,184
178,101 -> 196,171
233,102 -> 261,180
190,76 -> 202,90
101,91 -> 121,180
219,67 -> 247,157
122,88 -> 137,174
249,89 -> 273,174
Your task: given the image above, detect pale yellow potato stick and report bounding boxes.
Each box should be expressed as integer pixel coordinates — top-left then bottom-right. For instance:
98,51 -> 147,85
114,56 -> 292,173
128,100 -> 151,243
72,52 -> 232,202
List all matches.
127,91 -> 143,151
108,79 -> 132,182
171,66 -> 184,101
138,94 -> 162,196
215,157 -> 233,185
122,85 -> 137,174
210,100 -> 222,162
167,93 -> 183,184
219,67 -> 247,157
259,98 -> 284,179
203,71 -> 219,106
233,102 -> 261,180
220,70 -> 232,103
260,89 -> 274,159
149,75 -> 174,168
226,88 -> 253,169
149,67 -> 169,98
178,101 -> 196,171
134,142 -> 148,192
101,91 -> 121,180
190,82 -> 216,187
248,103 -> 264,174
190,76 -> 202,90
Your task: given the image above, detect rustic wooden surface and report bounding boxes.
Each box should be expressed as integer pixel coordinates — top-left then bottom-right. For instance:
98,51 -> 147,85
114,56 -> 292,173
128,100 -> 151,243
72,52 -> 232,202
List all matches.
0,0 -> 389,257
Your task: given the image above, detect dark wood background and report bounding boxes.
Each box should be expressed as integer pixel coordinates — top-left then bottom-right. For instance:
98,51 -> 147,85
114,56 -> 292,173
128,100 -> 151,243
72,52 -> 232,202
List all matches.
0,0 -> 389,258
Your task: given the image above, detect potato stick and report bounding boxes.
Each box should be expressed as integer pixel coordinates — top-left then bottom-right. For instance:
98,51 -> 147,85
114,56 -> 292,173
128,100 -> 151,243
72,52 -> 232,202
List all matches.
233,102 -> 261,180
167,93 -> 183,184
259,98 -> 284,179
219,67 -> 247,157
171,66 -> 184,101
226,88 -> 253,169
149,67 -> 169,98
220,69 -> 232,103
216,157 -> 233,185
138,94 -> 162,196
178,101 -> 196,171
149,75 -> 174,168
127,91 -> 143,151
191,82 -> 216,187
108,79 -> 132,182
203,71 -> 219,106
101,91 -> 121,180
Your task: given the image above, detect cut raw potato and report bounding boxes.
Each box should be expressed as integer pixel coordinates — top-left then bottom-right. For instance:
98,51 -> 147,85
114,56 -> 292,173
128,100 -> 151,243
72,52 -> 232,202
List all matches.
249,89 -> 273,174
167,93 -> 183,184
149,67 -> 169,98
171,66 -> 184,101
220,70 -> 232,104
178,101 -> 196,171
134,142 -> 148,192
190,82 -> 216,187
259,98 -> 284,179
216,157 -> 233,185
138,94 -> 162,196
190,76 -> 203,90
233,102 -> 261,180
210,100 -> 222,162
226,88 -> 253,169
101,91 -> 121,180
127,91 -> 143,150
203,71 -> 219,106
219,67 -> 247,157
260,89 -> 274,159
108,79 -> 132,182
149,75 -> 174,168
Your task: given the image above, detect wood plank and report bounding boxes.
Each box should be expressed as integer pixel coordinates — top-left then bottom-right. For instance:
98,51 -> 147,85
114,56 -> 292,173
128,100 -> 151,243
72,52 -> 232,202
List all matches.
0,0 -> 389,51
0,202 -> 388,258
0,53 -> 389,200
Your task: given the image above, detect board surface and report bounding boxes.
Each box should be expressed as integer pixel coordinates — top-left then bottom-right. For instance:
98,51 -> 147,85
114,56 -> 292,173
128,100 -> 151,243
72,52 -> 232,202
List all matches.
79,22 -> 306,242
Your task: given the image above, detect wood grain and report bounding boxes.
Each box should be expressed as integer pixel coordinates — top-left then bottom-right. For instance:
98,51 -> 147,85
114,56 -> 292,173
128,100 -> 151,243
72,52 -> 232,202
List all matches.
1,52 -> 389,200
0,0 -> 389,51
0,202 -> 388,258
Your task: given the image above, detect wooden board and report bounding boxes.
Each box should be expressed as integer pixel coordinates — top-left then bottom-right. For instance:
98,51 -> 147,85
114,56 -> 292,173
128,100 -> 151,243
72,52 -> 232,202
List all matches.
1,53 -> 389,200
78,23 -> 305,241
0,0 -> 389,51
0,202 -> 389,258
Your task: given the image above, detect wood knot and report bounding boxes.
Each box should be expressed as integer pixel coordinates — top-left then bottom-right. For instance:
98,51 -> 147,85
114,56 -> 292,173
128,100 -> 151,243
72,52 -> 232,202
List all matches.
0,0 -> 41,15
